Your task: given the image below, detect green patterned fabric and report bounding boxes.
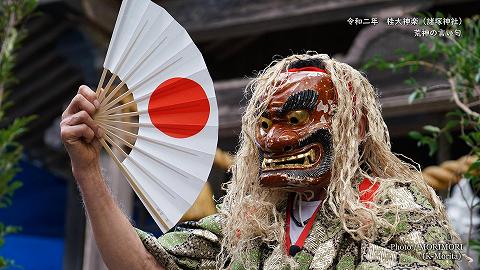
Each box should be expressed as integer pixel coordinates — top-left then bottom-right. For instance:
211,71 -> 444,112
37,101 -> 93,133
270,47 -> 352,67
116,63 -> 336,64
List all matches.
137,183 -> 461,269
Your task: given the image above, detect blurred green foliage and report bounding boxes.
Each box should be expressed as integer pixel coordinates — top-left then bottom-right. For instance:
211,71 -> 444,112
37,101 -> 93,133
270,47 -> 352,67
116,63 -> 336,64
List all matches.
0,0 -> 37,268
364,13 -> 480,259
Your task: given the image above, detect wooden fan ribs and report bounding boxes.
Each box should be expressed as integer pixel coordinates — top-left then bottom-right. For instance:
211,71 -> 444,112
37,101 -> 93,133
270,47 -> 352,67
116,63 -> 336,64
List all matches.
97,121 -> 206,157
98,74 -> 117,104
96,69 -> 107,95
102,130 -> 194,223
100,81 -> 126,108
99,138 -> 171,230
98,116 -> 207,188
100,87 -> 131,112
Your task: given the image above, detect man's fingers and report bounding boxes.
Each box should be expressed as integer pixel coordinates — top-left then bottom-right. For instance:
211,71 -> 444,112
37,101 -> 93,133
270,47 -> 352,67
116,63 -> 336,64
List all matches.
61,111 -> 101,138
78,85 -> 100,109
63,94 -> 97,119
61,123 -> 95,144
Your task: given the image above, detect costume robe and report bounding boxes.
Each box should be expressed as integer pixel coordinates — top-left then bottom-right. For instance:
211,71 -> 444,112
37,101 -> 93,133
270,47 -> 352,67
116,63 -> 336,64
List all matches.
137,181 -> 461,269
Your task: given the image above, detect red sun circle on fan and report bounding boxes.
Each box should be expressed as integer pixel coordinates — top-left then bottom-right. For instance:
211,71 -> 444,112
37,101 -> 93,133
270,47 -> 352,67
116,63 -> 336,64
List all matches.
148,77 -> 210,138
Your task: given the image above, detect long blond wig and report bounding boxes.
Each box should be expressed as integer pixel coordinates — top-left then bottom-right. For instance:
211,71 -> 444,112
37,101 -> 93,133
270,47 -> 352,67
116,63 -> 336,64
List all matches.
217,52 -> 458,269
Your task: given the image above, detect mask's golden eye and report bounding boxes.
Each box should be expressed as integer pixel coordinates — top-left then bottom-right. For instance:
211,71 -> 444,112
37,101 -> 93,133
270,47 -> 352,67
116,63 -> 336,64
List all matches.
287,110 -> 309,125
260,117 -> 272,130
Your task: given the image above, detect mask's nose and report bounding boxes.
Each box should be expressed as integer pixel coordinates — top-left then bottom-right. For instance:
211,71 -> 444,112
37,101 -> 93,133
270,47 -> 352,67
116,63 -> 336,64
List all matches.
264,125 -> 298,153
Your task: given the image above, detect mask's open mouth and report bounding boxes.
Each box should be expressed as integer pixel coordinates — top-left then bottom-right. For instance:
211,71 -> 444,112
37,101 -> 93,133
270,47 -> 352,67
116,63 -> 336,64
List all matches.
261,146 -> 320,171
258,129 -> 332,188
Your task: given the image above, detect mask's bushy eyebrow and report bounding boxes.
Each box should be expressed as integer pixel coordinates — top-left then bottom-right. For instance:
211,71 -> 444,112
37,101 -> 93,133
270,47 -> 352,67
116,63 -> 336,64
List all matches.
280,89 -> 318,114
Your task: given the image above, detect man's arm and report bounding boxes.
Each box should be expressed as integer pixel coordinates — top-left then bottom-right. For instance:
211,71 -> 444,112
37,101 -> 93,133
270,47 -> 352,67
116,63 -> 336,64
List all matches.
61,85 -> 164,270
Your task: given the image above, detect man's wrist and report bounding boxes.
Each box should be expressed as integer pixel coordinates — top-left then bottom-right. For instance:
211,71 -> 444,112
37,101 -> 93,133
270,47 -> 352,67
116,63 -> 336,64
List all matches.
72,162 -> 102,185
72,163 -> 114,204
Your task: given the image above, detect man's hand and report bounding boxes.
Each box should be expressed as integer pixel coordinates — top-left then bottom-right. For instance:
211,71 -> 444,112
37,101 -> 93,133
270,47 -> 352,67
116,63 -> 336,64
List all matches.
61,85 -> 102,176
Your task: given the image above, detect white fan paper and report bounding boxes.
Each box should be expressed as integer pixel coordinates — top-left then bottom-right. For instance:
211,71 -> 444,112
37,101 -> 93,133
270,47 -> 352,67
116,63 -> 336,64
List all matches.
93,0 -> 218,232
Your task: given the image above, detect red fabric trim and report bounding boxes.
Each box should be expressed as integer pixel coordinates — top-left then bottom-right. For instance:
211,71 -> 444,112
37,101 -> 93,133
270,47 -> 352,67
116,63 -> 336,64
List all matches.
284,67 -> 358,105
286,67 -> 327,73
285,195 -> 321,255
358,178 -> 379,205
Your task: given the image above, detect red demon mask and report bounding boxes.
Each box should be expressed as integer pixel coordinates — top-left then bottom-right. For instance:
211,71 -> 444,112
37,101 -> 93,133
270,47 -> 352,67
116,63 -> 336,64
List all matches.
255,67 -> 337,193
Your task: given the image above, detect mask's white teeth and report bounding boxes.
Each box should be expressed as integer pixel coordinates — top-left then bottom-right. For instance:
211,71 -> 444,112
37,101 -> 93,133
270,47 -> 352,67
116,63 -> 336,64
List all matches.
304,157 -> 310,165
307,149 -> 316,163
262,148 -> 318,170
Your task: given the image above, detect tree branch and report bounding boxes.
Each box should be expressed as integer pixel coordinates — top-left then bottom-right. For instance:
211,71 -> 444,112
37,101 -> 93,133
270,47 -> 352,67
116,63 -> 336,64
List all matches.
447,35 -> 480,62
400,60 -> 449,75
448,78 -> 480,119
0,0 -> 19,107
398,60 -> 479,118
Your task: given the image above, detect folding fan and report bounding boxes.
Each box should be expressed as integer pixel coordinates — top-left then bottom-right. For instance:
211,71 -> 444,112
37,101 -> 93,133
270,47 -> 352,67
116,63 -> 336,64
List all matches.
93,0 -> 218,232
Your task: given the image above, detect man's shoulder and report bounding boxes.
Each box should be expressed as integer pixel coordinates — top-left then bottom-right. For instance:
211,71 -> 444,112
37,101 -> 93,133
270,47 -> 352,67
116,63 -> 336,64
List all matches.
380,180 -> 436,212
354,177 -> 435,211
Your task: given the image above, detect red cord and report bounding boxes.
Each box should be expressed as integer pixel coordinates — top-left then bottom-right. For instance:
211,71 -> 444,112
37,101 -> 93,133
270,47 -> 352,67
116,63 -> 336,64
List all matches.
284,195 -> 321,256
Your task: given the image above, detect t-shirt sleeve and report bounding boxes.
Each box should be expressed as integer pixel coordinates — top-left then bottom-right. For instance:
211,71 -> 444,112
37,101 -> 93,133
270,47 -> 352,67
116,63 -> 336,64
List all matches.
136,214 -> 223,270
357,182 -> 462,269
